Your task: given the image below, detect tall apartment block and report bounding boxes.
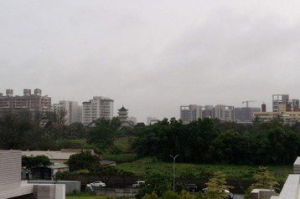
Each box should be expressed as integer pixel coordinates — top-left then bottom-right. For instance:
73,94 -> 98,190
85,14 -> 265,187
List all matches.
235,107 -> 261,123
0,88 -> 51,117
82,96 -> 114,126
201,105 -> 214,118
272,94 -> 289,112
52,101 -> 82,125
272,94 -> 300,112
180,104 -> 235,123
180,105 -> 202,124
214,105 -> 235,121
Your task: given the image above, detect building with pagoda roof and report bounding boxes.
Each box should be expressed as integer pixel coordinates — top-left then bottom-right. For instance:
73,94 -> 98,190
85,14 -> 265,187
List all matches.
118,106 -> 128,122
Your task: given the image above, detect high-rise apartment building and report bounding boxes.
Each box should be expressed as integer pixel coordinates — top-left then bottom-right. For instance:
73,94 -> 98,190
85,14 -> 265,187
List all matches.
272,94 -> 289,112
0,88 -> 51,117
52,101 -> 81,125
202,105 -> 214,119
235,107 -> 261,123
82,96 -> 113,126
180,105 -> 202,124
291,99 -> 300,111
214,105 -> 235,121
180,104 -> 235,123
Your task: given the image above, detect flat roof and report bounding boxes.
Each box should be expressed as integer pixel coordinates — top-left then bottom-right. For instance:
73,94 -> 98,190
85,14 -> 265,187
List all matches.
22,151 -> 76,160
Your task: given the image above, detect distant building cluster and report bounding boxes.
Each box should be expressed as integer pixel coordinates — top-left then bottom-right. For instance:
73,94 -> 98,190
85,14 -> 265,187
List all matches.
180,104 -> 256,124
0,88 -> 137,126
254,94 -> 300,125
3,88 -> 300,126
180,94 -> 300,125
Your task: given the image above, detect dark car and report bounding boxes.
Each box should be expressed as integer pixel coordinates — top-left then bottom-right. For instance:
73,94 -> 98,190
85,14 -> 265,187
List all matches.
185,184 -> 198,192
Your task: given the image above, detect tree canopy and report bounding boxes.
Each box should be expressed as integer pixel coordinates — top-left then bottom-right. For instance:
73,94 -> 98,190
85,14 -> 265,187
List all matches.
66,151 -> 100,172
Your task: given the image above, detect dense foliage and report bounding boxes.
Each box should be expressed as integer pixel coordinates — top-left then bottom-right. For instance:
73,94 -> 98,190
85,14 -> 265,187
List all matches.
132,117 -> 300,165
86,117 -> 121,150
22,155 -> 52,178
2,110 -> 300,165
0,111 -> 89,150
66,151 -> 100,172
22,155 -> 52,170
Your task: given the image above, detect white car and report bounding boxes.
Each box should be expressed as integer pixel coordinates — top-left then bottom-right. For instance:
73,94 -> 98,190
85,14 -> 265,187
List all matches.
202,188 -> 233,199
90,181 -> 106,188
132,181 -> 145,188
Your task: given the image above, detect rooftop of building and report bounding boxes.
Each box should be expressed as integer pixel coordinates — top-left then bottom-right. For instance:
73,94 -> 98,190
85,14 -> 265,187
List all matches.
22,150 -> 77,160
118,106 -> 128,111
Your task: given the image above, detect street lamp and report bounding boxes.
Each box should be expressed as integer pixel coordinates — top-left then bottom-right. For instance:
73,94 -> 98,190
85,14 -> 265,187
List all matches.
170,154 -> 179,192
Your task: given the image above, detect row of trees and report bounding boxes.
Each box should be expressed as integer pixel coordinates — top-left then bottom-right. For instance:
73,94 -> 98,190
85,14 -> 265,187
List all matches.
0,110 -> 89,150
137,166 -> 278,199
132,117 -> 300,165
3,109 -> 300,165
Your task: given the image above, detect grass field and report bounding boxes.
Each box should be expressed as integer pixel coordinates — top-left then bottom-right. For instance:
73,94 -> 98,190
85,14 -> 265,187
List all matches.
67,195 -> 107,199
113,137 -> 134,153
102,153 -> 136,163
116,158 -> 292,182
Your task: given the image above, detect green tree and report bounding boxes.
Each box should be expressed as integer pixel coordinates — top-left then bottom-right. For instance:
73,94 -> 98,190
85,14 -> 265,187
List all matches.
136,173 -> 171,199
142,192 -> 160,199
204,172 -> 232,199
0,111 -> 36,149
250,166 -> 279,190
162,190 -> 181,199
22,155 -> 52,178
66,151 -> 100,172
87,117 -> 121,151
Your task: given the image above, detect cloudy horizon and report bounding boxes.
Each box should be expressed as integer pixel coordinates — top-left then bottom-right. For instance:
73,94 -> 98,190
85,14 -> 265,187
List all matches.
1,0 -> 300,122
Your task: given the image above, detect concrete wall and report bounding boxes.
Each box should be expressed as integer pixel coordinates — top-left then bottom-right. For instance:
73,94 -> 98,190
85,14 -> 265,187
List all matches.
0,150 -> 66,199
29,180 -> 80,194
251,189 -> 276,199
0,150 -> 21,192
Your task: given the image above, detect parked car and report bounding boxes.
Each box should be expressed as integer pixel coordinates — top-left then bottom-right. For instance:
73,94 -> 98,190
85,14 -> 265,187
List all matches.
90,181 -> 106,188
132,181 -> 146,188
202,188 -> 233,199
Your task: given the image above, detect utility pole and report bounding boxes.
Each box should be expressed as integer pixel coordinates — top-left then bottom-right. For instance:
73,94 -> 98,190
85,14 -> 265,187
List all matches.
170,154 -> 179,192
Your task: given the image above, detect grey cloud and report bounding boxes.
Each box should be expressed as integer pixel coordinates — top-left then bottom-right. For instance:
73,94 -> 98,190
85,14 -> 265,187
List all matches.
1,1 -> 300,121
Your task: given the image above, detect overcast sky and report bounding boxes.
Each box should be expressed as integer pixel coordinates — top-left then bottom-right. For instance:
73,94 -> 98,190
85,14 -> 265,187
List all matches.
1,0 -> 300,122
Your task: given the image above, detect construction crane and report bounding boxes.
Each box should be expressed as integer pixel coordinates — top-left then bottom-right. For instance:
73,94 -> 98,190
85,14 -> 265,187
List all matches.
242,100 -> 256,108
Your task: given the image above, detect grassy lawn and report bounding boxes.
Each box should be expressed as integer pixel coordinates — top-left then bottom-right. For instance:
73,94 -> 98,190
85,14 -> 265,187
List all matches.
102,153 -> 136,163
67,195 -> 107,199
113,137 -> 134,153
102,137 -> 136,163
116,158 -> 292,182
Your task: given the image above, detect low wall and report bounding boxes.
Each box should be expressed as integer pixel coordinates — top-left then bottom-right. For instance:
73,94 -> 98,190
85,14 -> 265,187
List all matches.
29,180 -> 80,194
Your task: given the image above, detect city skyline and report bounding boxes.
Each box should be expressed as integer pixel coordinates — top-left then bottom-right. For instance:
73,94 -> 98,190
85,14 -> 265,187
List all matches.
1,1 -> 300,122
1,87 -> 296,123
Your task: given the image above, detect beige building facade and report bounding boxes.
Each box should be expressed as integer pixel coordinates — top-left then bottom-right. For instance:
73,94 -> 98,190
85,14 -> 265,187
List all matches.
52,101 -> 82,125
82,96 -> 114,126
0,150 -> 65,199
0,88 -> 51,117
254,104 -> 300,125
